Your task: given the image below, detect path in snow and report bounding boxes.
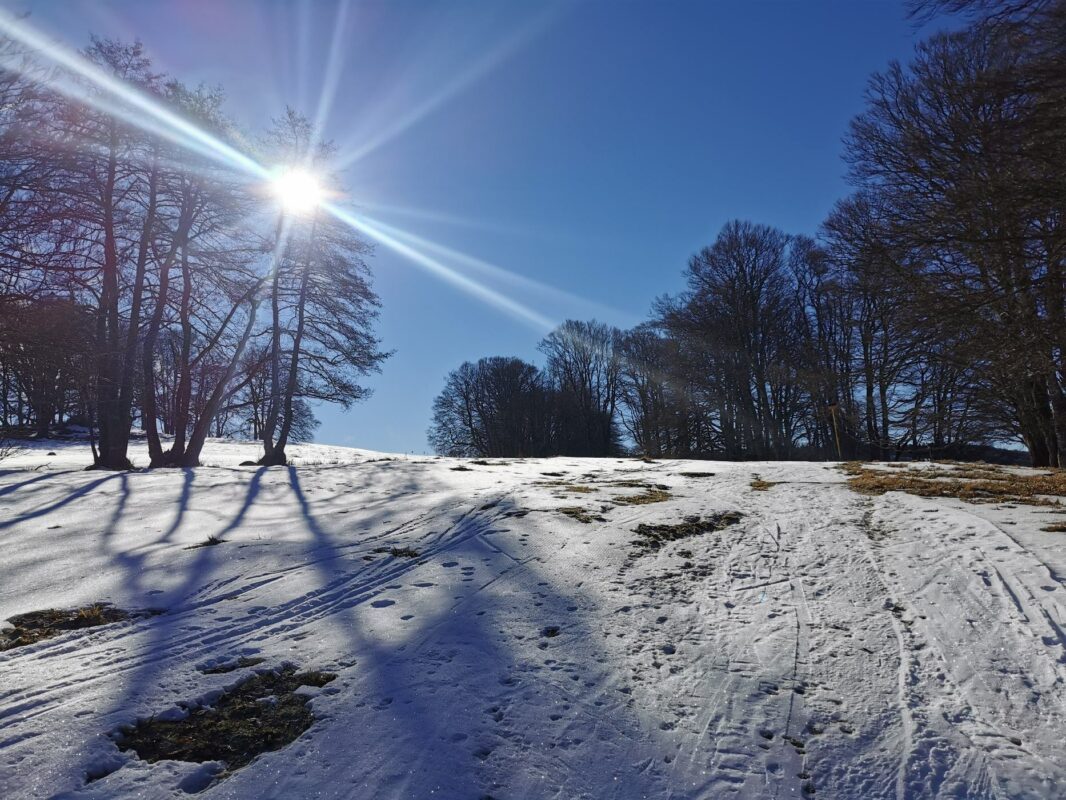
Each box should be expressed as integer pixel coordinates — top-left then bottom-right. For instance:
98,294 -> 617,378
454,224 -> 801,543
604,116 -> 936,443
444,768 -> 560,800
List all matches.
1,441 -> 1065,799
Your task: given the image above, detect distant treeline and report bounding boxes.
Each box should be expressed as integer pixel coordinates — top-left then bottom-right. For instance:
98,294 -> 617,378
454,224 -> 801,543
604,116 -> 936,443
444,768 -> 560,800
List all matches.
430,0 -> 1066,466
0,39 -> 387,468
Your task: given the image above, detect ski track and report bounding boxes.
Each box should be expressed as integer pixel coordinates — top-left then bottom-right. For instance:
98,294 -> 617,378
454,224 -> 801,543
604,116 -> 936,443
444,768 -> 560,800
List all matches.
0,441 -> 1065,798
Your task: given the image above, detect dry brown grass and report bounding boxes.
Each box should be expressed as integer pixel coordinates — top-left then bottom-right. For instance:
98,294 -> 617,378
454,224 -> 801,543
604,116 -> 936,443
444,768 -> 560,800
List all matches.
1042,522 -> 1066,532
1,603 -> 133,651
612,488 -> 671,505
535,481 -> 597,494
631,512 -> 744,553
750,478 -> 776,491
117,666 -> 335,777
846,464 -> 1066,507
557,506 -> 606,524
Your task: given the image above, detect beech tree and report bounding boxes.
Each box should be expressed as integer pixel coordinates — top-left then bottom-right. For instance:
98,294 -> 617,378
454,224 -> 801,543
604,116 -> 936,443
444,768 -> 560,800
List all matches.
428,357 -> 554,457
845,23 -> 1066,465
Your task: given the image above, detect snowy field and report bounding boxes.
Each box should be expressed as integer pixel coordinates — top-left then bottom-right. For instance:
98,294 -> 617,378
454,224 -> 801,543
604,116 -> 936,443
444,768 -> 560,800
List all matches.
2,441 -> 1066,799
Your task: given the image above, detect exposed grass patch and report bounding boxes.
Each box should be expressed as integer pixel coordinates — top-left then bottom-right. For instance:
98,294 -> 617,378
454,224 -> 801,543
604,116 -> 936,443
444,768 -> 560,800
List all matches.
1042,522 -> 1066,532
201,657 -> 266,675
1,603 -> 140,651
679,472 -> 715,479
116,666 -> 335,777
557,506 -> 606,524
609,480 -> 669,489
846,464 -> 1066,506
449,465 -> 473,472
534,480 -> 596,494
373,546 -> 419,558
559,484 -> 595,494
612,488 -> 672,505
750,478 -> 776,491
632,512 -> 744,553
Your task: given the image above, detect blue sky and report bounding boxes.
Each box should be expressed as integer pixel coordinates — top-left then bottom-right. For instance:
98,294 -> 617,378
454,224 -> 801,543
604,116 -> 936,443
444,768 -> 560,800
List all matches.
14,0 -> 944,453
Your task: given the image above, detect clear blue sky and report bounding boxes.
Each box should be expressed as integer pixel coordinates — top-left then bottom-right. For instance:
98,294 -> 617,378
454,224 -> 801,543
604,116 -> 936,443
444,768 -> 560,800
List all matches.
14,0 -> 945,454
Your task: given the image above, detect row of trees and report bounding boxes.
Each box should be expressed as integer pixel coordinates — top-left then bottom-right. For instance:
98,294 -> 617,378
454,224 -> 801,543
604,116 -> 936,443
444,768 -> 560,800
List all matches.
428,321 -> 621,457
0,37 -> 387,468
430,0 -> 1066,466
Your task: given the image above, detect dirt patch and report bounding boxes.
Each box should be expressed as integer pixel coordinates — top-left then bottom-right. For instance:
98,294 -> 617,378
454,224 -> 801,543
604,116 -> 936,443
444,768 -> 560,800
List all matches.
632,512 -> 744,553
679,472 -> 715,479
449,466 -> 473,472
1,603 -> 146,651
557,506 -> 606,524
116,666 -> 336,779
846,464 -> 1066,506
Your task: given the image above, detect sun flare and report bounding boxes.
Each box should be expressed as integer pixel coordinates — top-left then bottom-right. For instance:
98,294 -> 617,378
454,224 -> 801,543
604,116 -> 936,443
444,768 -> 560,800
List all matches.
271,167 -> 324,215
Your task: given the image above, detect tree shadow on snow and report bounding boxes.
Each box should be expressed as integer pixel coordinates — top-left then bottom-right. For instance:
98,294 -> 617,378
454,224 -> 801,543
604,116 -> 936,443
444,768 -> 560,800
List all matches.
1,459 -> 657,798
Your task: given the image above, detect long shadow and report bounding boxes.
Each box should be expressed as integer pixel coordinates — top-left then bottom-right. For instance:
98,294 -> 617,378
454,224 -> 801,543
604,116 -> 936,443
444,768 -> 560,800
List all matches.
0,473 -> 121,530
267,466 -> 624,798
159,468 -> 195,543
44,460 -> 646,799
214,466 -> 267,539
0,470 -> 61,498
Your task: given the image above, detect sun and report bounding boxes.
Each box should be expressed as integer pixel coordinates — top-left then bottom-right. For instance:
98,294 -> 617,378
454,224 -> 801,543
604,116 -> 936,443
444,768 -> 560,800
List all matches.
271,167 -> 324,215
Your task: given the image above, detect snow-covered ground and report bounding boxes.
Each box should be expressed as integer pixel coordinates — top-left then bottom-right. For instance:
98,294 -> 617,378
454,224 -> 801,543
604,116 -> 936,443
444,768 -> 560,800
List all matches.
2,441 -> 1066,799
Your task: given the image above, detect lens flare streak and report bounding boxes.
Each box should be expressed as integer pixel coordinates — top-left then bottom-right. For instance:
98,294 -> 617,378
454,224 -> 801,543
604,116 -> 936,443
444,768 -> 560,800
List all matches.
0,9 -> 567,332
0,9 -> 268,179
325,204 -> 557,331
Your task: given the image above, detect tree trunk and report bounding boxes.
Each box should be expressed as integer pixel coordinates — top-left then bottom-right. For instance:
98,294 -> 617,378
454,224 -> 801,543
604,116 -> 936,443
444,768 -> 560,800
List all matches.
93,124 -> 132,471
261,216 -> 286,465
183,298 -> 261,467
272,216 -> 317,463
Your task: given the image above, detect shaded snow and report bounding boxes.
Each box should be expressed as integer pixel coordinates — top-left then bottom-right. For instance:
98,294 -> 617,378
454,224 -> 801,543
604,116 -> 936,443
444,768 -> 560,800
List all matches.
1,441 -> 1065,798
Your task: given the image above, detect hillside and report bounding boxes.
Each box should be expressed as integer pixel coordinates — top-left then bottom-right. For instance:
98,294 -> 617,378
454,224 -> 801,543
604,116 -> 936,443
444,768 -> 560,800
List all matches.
2,442 -> 1065,799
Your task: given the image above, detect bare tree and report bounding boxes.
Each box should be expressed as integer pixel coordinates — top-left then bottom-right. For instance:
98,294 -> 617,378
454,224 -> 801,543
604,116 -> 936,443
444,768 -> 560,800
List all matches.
429,357 -> 555,458
538,320 -> 622,457
845,24 -> 1066,465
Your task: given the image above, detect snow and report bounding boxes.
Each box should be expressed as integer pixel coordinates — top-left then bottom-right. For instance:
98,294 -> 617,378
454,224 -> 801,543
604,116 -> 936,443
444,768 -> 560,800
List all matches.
2,441 -> 1066,798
